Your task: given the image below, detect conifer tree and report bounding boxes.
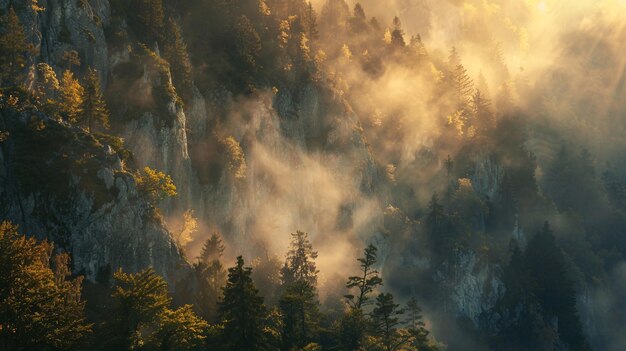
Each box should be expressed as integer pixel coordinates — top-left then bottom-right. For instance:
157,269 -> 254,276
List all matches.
390,16 -> 405,48
35,63 -> 60,115
281,230 -> 319,286
80,68 -> 109,133
194,233 -> 227,321
219,256 -> 268,351
132,0 -> 165,43
471,89 -> 494,133
406,296 -> 437,350
345,244 -> 383,309
526,222 -> 590,351
451,63 -> 474,108
164,18 -> 193,101
0,7 -> 31,85
58,70 -> 84,123
279,230 -> 321,350
371,293 -> 410,351
302,2 -> 319,40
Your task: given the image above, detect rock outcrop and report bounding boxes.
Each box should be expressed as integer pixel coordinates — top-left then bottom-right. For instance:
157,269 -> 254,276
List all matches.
0,109 -> 186,283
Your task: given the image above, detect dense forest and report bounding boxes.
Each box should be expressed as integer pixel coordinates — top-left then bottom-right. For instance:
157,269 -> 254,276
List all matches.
1,0 -> 626,350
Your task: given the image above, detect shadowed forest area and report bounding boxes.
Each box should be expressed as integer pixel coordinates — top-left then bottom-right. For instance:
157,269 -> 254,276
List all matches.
1,0 -> 626,350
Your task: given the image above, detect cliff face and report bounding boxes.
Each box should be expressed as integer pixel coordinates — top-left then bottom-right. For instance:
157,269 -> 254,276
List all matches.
0,110 -> 185,283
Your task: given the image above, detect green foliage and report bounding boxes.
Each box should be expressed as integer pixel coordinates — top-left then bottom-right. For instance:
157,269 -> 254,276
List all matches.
0,221 -> 91,351
234,15 -> 262,70
279,230 -> 321,349
101,268 -> 208,350
338,308 -> 368,351
0,7 -> 31,85
93,132 -> 134,165
371,293 -> 410,351
526,223 -> 590,351
219,256 -> 268,351
130,0 -> 165,43
279,279 -> 320,350
405,297 -> 438,351
80,68 -> 110,133
135,166 -> 177,206
193,233 -> 227,321
164,18 -> 193,102
281,230 -> 319,286
345,244 -> 383,309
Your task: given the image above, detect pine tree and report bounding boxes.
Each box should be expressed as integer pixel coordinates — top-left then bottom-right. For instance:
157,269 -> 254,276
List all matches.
406,296 -> 437,351
0,7 -> 31,85
34,63 -> 60,115
390,16 -> 405,48
471,89 -> 494,133
132,0 -> 165,43
281,230 -> 319,286
279,230 -> 321,350
0,221 -> 91,351
345,244 -> 383,309
219,256 -> 268,351
164,18 -> 193,101
80,68 -> 109,133
526,222 -> 590,351
451,63 -> 474,108
302,2 -> 319,40
371,293 -> 409,351
194,233 -> 227,321
58,70 -> 84,123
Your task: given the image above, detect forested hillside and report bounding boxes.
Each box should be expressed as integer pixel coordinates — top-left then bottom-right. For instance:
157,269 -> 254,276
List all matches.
1,0 -> 626,350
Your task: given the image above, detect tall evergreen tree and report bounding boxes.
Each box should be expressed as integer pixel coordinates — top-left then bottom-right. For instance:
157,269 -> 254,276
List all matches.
281,230 -> 319,286
279,230 -> 320,350
371,293 -> 409,351
58,70 -> 84,123
80,68 -> 109,133
194,233 -> 227,321
0,7 -> 31,85
405,296 -> 437,351
345,244 -> 383,309
219,256 -> 268,351
390,16 -> 405,48
526,222 -> 590,351
164,18 -> 193,101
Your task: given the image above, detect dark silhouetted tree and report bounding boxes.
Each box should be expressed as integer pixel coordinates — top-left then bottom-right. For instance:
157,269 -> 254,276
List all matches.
219,256 -> 268,351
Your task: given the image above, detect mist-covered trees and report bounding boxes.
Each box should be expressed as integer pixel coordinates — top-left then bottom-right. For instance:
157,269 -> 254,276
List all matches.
279,231 -> 321,349
193,233 -> 227,321
345,244 -> 383,309
0,221 -> 91,351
